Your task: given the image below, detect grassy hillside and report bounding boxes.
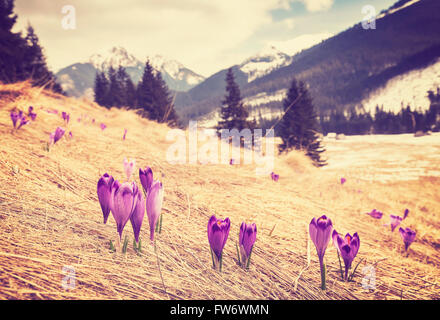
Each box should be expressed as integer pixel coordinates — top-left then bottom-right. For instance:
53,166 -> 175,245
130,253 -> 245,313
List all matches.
0,82 -> 439,299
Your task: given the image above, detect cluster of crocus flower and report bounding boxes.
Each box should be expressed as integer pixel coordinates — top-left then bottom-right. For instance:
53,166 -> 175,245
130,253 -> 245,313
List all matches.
270,172 -> 279,182
10,110 -> 29,130
97,166 -> 164,249
207,216 -> 257,272
62,111 -> 70,124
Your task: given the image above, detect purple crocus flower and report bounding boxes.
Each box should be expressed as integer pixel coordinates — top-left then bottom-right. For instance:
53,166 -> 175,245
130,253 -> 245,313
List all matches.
146,180 -> 164,242
207,215 -> 231,270
62,112 -> 70,124
97,173 -> 114,224
399,227 -> 416,251
270,172 -> 279,182
229,158 -> 234,165
50,127 -> 65,145
10,110 -> 20,128
69,131 -> 73,139
341,177 -> 346,185
111,181 -> 138,240
309,215 -> 333,289
100,123 -> 106,130
123,129 -> 127,140
239,222 -> 257,268
17,116 -> 29,130
390,215 -> 403,232
332,230 -> 360,280
403,209 -> 409,220
28,106 -> 37,121
130,191 -> 146,243
123,158 -> 136,181
366,209 -> 383,219
139,167 -> 154,195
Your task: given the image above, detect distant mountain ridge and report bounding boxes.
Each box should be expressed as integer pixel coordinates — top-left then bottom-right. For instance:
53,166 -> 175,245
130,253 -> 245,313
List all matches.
56,46 -> 205,99
175,0 -> 440,126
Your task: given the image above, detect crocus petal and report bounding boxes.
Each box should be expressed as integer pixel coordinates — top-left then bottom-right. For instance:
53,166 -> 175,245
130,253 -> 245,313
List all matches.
139,167 -> 154,195
111,182 -> 138,239
130,191 -> 146,243
97,173 -> 114,224
310,215 -> 333,258
146,180 -> 164,241
239,222 -> 257,259
207,215 -> 231,261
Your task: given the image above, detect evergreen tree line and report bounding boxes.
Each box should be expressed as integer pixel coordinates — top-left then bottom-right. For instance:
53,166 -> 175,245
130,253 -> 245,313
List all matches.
320,88 -> 440,135
217,68 -> 326,167
0,0 -> 62,93
94,61 -> 179,126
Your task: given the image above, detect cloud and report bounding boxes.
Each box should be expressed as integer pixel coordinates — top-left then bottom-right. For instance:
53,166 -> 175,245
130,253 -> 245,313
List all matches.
13,0 -> 294,76
269,32 -> 333,55
298,0 -> 334,12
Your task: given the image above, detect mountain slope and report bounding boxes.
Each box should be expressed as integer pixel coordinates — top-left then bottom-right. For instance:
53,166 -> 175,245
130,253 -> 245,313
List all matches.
176,0 -> 440,124
1,82 -> 440,299
56,47 -> 205,98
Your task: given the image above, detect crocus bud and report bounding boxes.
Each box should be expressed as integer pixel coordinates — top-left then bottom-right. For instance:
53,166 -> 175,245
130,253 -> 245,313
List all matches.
332,230 -> 360,280
146,180 -> 164,242
309,215 -> 333,259
62,112 -> 70,124
270,172 -> 279,182
97,173 -> 114,224
403,209 -> 409,220
239,222 -> 257,268
51,127 -> 65,144
130,191 -> 146,243
17,116 -> 29,130
139,167 -> 153,195
309,215 -> 333,290
207,215 -> 230,271
10,110 -> 20,128
123,158 -> 136,181
111,181 -> 138,240
399,227 -> 416,251
123,129 -> 127,140
366,209 -> 383,219
390,215 -> 403,232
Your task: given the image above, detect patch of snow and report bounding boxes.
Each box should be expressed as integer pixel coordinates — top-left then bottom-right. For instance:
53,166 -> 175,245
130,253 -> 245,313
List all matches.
239,46 -> 292,82
361,58 -> 440,113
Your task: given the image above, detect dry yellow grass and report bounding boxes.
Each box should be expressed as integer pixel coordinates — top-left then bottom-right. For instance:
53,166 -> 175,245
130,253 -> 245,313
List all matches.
0,82 -> 439,300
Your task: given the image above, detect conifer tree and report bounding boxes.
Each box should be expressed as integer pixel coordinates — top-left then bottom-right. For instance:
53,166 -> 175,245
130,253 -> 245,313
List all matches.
217,68 -> 250,131
94,71 -> 109,107
278,78 -> 326,167
137,60 -> 155,117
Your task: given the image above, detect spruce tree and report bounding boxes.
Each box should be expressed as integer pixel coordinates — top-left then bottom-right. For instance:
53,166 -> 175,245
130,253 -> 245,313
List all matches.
152,71 -> 178,125
137,60 -> 155,117
23,25 -> 62,93
217,68 -> 249,131
125,77 -> 137,108
94,71 -> 109,107
278,78 -> 326,167
0,0 -> 25,83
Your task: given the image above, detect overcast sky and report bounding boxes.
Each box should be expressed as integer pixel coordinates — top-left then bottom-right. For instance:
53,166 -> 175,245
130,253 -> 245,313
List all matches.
13,0 -> 396,77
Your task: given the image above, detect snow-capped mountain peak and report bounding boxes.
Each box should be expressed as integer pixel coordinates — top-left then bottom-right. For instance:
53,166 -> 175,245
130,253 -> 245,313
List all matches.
89,46 -> 140,71
239,45 -> 292,82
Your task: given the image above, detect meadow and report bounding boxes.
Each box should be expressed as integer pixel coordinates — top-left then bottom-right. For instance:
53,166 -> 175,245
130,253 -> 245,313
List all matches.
0,82 -> 439,300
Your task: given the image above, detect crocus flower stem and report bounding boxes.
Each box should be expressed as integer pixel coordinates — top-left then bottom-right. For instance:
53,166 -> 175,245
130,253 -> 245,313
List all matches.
236,242 -> 241,266
319,256 -> 326,290
337,249 -> 344,280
